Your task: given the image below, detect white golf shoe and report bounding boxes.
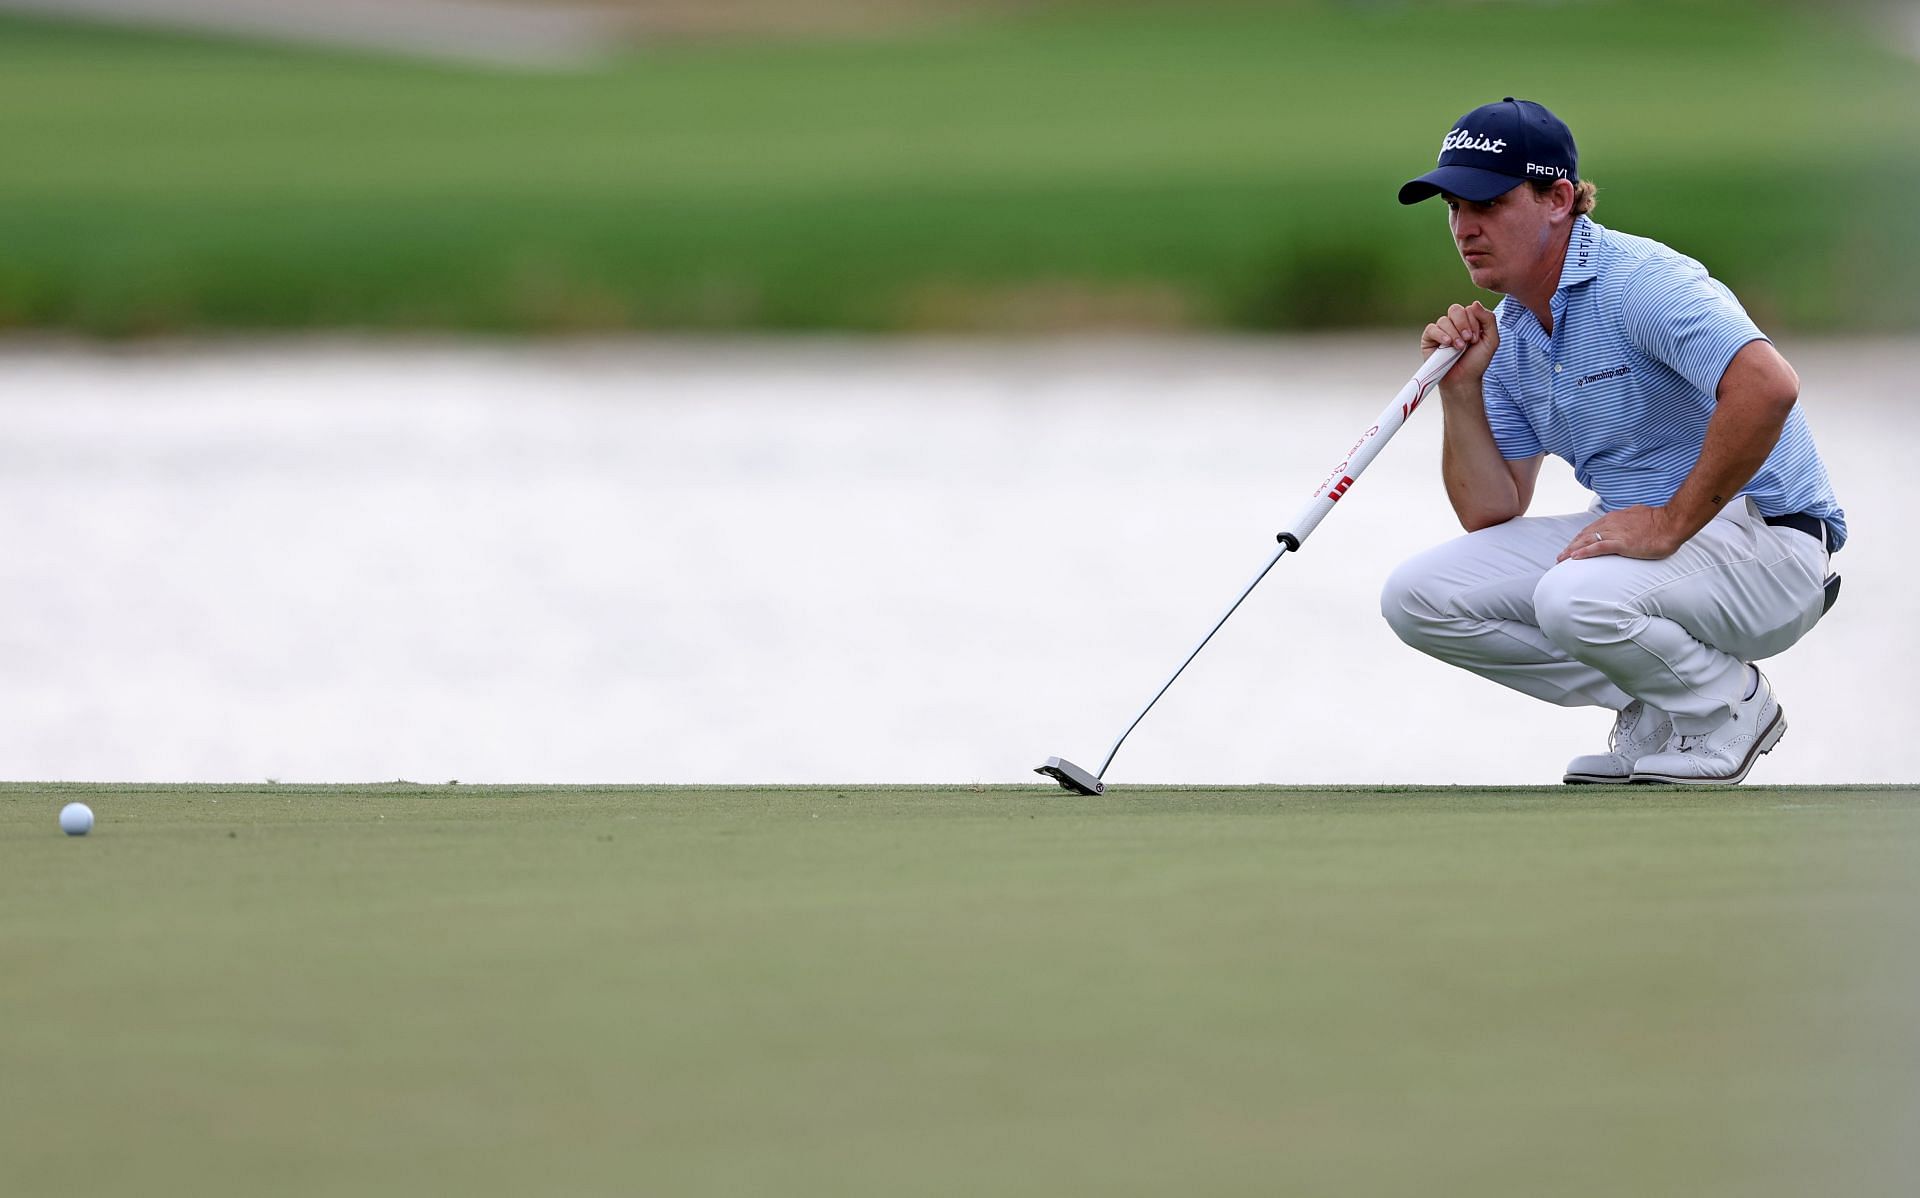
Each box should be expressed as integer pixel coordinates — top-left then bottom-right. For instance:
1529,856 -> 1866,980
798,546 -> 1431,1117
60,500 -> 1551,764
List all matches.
1630,667 -> 1786,786
1563,700 -> 1675,784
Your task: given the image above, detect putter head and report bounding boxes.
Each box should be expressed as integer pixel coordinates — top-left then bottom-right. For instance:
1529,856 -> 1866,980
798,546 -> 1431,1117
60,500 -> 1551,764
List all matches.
1035,756 -> 1105,796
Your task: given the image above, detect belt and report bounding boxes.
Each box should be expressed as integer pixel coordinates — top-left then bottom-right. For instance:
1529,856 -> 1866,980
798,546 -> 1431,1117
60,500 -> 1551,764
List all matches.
1762,511 -> 1826,546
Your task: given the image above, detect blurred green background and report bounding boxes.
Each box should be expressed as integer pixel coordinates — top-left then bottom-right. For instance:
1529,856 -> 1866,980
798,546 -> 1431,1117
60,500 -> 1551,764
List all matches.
1,0 -> 1915,336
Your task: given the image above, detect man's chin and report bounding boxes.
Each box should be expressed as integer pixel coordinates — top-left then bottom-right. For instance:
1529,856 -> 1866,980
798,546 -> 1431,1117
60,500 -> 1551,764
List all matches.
1464,265 -> 1503,292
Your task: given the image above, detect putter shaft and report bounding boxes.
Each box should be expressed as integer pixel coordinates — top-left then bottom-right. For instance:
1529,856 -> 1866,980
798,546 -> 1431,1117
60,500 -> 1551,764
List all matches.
1037,347 -> 1460,793
1093,542 -> 1290,780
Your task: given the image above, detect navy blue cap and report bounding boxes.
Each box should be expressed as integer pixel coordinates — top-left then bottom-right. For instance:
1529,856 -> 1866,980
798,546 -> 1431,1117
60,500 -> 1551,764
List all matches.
1398,97 -> 1578,205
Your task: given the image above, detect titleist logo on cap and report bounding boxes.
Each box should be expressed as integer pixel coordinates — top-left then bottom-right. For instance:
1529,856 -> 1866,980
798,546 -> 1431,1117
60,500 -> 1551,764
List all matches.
1399,99 -> 1576,206
1440,128 -> 1507,155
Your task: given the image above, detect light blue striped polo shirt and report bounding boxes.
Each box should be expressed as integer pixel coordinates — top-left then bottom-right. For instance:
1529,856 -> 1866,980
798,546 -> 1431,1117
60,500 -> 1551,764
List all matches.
1484,215 -> 1847,551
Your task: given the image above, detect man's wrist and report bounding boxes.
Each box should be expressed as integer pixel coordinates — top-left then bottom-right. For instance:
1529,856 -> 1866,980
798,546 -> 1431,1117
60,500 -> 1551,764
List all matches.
1650,505 -> 1693,555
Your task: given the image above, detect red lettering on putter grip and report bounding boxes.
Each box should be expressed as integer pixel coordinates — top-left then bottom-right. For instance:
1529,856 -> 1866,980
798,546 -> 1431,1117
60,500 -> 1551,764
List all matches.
1327,475 -> 1355,502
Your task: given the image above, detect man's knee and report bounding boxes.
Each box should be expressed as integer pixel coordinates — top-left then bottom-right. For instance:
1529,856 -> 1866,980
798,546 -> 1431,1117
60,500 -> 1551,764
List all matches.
1533,564 -> 1633,651
1380,555 -> 1445,649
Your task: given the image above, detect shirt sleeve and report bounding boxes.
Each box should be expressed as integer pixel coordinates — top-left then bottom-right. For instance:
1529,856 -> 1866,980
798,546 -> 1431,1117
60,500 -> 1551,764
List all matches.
1482,367 -> 1542,461
1620,256 -> 1767,398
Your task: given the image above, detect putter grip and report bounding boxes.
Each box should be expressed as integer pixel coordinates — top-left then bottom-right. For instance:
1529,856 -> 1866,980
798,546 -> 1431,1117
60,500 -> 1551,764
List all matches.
1275,345 -> 1462,550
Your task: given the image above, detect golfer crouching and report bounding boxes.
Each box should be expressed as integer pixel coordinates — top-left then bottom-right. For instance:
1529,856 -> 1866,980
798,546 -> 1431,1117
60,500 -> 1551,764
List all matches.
1379,98 -> 1845,785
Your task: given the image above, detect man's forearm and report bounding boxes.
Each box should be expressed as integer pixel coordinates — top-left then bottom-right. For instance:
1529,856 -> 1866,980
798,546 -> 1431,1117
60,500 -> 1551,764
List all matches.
1660,403 -> 1793,546
1654,342 -> 1800,551
1440,382 -> 1527,530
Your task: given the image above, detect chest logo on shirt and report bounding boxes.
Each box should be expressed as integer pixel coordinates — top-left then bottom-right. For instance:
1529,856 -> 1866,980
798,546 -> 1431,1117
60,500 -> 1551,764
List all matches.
1576,364 -> 1633,387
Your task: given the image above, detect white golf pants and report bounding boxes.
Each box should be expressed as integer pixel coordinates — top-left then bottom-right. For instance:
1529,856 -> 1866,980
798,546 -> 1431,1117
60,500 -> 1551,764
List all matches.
1380,498 -> 1830,735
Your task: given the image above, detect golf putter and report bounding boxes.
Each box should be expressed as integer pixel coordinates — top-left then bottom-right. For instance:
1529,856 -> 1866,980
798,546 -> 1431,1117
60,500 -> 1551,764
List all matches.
1036,345 -> 1463,795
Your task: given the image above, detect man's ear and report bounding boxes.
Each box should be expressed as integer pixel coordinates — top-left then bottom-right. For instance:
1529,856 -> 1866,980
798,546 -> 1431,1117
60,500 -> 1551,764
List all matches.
1548,178 -> 1577,223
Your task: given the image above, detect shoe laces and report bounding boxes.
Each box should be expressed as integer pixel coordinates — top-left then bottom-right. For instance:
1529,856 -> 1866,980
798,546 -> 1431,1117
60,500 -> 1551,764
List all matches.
1610,703 -> 1642,753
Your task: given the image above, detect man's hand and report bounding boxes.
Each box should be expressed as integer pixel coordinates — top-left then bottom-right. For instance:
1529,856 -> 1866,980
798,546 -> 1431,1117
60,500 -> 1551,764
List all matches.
1556,505 -> 1686,562
1421,301 -> 1499,394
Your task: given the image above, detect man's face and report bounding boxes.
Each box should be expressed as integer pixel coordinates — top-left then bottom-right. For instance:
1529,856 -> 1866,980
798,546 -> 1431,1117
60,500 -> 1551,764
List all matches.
1442,184 -> 1557,294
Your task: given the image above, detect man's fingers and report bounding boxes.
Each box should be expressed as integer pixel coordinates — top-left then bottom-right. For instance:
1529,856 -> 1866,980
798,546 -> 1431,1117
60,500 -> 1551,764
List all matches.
1558,524 -> 1647,562
1424,303 -> 1498,358
1464,303 -> 1496,340
1559,523 -> 1607,561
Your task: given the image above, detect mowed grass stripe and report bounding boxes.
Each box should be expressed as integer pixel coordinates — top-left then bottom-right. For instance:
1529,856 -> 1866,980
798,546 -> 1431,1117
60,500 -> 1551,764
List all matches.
2,784 -> 1916,1196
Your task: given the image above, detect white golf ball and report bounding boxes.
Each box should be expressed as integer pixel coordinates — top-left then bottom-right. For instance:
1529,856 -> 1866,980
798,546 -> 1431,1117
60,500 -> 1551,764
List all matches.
59,802 -> 94,837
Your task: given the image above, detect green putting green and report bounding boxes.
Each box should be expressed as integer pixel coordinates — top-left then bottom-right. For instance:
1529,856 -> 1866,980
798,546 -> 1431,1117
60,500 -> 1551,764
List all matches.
4,783 -> 1916,1196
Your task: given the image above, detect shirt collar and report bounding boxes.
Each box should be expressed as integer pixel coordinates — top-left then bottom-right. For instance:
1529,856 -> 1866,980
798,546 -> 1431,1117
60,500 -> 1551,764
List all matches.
1493,215 -> 1603,338
1557,215 -> 1602,291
